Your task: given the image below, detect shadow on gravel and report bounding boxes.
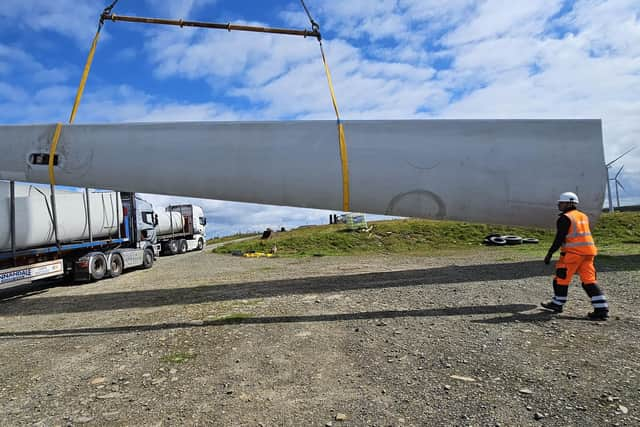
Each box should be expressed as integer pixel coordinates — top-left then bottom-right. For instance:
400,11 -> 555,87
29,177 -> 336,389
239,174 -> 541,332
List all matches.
0,304 -> 537,339
596,254 -> 640,271
1,260 -> 550,316
473,310 -> 597,324
0,280 -> 58,302
1,255 -> 638,317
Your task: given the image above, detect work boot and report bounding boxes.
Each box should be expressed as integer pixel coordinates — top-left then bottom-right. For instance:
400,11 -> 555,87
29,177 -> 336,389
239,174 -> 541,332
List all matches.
587,309 -> 609,320
541,301 -> 563,313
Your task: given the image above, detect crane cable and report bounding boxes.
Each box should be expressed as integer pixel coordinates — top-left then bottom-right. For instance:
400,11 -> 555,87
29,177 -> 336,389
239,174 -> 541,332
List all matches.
300,0 -> 350,212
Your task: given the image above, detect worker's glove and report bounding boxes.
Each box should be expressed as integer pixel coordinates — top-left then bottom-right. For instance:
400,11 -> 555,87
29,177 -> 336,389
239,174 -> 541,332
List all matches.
544,253 -> 552,265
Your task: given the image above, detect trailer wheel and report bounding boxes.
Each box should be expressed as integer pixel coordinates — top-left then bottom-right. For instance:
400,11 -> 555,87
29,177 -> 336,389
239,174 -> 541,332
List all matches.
90,254 -> 107,281
178,239 -> 188,254
109,254 -> 124,278
167,240 -> 178,255
197,238 -> 204,251
143,248 -> 154,269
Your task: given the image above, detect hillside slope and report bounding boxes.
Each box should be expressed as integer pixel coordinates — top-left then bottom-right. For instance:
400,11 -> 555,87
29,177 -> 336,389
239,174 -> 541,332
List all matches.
212,212 -> 640,257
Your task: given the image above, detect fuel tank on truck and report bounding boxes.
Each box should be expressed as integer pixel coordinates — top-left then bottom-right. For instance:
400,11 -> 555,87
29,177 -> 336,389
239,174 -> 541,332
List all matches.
0,181 -> 122,251
155,211 -> 184,235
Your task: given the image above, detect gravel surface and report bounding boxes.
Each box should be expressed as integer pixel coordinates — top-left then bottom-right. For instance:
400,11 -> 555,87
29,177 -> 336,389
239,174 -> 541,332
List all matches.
0,250 -> 638,426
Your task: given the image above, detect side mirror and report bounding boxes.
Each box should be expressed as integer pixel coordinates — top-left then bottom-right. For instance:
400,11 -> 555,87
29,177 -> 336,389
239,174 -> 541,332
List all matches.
154,214 -> 159,226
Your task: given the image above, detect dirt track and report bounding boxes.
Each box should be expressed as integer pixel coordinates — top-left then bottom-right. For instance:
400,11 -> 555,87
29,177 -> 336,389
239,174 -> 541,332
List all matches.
1,250 -> 639,426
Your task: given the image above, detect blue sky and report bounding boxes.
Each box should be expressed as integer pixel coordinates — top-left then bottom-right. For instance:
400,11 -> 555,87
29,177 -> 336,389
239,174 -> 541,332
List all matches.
1,0 -> 639,237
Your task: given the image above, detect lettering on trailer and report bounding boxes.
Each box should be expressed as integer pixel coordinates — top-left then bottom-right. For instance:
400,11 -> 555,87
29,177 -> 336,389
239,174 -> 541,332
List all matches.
0,261 -> 63,285
0,269 -> 31,284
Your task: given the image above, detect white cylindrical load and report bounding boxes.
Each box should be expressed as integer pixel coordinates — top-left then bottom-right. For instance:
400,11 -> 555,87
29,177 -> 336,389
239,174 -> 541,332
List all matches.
155,211 -> 184,235
0,120 -> 606,228
0,182 -> 123,251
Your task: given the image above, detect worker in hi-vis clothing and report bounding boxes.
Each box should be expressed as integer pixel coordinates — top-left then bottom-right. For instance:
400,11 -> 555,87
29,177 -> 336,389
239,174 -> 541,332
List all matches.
541,192 -> 610,320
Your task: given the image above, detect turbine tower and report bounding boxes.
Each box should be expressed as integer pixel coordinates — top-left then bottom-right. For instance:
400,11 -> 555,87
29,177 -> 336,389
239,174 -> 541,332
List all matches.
613,166 -> 625,209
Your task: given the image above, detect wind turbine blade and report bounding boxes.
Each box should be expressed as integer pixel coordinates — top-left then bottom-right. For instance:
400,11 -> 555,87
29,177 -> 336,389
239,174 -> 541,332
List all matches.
615,165 -> 623,179
0,119 -> 607,228
606,146 -> 636,167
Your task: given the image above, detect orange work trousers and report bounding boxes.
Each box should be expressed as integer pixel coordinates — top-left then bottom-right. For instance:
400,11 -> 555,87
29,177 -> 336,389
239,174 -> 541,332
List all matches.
554,252 -> 597,285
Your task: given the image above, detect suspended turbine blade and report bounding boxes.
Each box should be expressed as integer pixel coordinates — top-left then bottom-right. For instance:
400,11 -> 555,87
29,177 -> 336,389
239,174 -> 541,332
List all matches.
0,119 -> 606,228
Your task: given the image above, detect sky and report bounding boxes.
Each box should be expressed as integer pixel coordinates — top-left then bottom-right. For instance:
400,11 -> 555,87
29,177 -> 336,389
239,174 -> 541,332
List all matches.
1,0 -> 639,237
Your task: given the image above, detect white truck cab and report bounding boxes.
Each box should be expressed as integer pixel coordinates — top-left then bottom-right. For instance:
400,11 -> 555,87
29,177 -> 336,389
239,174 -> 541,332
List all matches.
154,204 -> 207,255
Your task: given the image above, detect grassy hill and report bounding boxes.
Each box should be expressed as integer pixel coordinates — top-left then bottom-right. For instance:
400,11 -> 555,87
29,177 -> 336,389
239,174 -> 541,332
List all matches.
211,212 -> 640,257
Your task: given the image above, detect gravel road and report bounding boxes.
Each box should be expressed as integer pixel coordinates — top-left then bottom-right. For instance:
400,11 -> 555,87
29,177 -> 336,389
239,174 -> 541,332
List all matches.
0,250 -> 638,426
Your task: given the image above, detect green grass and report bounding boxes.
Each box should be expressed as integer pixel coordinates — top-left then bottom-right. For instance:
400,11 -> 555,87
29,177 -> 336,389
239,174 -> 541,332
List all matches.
211,212 -> 640,258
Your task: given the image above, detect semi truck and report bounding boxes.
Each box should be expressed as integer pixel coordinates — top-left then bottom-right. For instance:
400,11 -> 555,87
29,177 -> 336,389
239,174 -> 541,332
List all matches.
0,181 -> 158,289
153,204 -> 207,255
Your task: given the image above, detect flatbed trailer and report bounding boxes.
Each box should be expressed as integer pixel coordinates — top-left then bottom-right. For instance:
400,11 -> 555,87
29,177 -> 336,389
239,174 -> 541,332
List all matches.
0,186 -> 156,289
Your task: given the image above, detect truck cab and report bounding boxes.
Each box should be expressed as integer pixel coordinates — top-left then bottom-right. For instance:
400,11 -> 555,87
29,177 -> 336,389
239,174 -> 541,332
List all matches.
154,204 -> 207,255
133,195 -> 160,255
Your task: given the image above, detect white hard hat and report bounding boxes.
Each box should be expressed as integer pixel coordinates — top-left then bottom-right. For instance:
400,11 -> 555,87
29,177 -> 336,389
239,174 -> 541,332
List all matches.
558,192 -> 579,203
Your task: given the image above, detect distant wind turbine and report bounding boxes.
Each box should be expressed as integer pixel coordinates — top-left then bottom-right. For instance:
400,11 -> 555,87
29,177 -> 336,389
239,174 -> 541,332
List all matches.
605,146 -> 635,212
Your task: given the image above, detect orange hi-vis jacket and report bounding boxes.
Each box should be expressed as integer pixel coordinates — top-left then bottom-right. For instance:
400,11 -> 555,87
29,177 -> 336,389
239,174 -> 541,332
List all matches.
561,210 -> 597,256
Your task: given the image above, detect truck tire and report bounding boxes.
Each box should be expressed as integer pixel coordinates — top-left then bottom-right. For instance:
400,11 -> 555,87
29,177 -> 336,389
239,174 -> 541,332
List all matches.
197,238 -> 204,251
504,235 -> 523,245
142,248 -> 154,269
164,240 -> 178,256
178,239 -> 188,254
488,236 -> 507,246
90,253 -> 107,281
109,253 -> 124,278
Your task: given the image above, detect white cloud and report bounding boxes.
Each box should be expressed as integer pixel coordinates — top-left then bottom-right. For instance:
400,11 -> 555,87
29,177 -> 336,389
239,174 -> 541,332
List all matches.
444,0 -> 564,45
76,85 -> 243,123
0,83 -> 28,103
113,47 -> 138,62
0,82 -> 243,125
563,0 -> 640,57
0,0 -> 99,44
305,0 -> 476,45
145,23 -> 319,86
144,0 -> 218,19
0,43 -> 70,85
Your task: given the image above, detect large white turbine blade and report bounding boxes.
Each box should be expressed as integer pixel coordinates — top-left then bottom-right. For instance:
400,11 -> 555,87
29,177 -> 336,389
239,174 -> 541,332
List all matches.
0,120 -> 606,228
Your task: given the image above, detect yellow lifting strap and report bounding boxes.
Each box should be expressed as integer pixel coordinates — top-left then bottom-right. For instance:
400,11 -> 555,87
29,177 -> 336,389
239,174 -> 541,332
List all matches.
319,43 -> 350,212
300,0 -> 350,212
48,2 -> 112,186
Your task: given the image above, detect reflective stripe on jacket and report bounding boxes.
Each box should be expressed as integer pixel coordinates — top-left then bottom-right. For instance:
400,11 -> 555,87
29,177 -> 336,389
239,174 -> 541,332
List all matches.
561,209 -> 597,255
